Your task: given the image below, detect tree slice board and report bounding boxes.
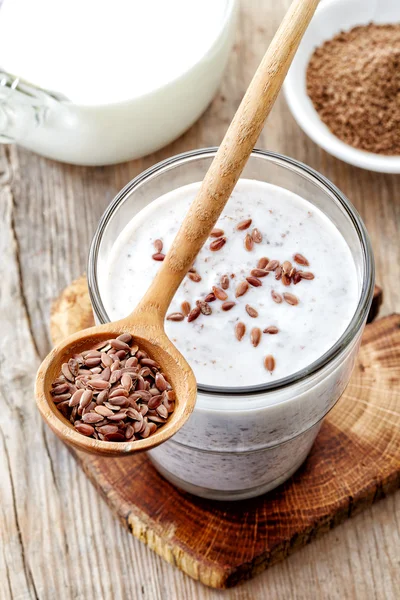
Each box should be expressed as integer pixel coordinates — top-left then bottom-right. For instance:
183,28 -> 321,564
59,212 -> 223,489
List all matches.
50,277 -> 400,589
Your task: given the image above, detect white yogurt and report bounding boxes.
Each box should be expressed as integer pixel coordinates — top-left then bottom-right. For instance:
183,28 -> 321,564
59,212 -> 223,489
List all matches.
103,180 -> 359,388
94,173 -> 369,500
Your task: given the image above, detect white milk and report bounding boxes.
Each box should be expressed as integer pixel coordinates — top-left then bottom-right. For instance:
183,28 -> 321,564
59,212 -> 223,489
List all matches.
0,0 -> 228,104
0,0 -> 236,164
103,180 -> 359,388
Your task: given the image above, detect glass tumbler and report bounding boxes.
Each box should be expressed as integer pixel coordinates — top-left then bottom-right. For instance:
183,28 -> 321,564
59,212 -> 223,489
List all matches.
88,149 -> 374,500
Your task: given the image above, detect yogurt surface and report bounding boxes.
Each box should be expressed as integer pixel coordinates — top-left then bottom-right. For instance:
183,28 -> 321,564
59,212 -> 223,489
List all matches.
101,180 -> 359,387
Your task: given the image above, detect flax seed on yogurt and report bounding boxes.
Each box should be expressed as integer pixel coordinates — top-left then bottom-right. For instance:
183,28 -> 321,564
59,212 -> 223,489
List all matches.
102,180 -> 358,387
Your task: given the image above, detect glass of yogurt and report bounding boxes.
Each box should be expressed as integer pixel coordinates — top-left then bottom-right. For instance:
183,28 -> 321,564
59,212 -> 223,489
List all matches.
88,149 -> 374,500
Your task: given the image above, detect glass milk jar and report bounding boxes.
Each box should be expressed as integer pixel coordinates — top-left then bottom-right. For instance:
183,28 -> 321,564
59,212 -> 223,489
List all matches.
0,0 -> 237,165
88,149 -> 374,500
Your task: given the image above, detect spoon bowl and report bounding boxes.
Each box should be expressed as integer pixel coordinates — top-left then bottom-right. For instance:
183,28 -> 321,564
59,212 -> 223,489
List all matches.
36,318 -> 197,456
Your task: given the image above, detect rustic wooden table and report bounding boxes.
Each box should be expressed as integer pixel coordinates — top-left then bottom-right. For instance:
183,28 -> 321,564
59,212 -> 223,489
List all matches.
1,1 -> 399,598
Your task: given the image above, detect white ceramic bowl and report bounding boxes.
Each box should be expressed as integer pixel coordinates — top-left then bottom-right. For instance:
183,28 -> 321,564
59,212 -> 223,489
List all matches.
284,0 -> 400,173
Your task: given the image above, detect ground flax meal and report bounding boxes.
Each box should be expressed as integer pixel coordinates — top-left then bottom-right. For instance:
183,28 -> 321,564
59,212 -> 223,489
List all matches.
307,23 -> 400,155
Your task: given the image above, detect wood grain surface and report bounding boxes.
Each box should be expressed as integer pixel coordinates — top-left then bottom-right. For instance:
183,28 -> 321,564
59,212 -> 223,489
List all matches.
48,277 -> 400,589
0,1 -> 399,598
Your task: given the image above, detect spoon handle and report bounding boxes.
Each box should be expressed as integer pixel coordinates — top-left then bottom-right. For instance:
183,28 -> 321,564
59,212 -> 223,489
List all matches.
136,0 -> 319,320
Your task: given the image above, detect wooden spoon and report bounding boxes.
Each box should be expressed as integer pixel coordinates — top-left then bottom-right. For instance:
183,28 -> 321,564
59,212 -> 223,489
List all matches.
36,0 -> 319,456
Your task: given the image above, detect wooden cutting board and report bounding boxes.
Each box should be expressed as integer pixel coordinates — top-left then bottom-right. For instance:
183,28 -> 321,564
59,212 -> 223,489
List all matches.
50,277 -> 399,589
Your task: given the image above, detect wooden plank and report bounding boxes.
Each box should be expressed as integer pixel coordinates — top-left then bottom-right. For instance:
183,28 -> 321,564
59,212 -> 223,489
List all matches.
0,0 -> 399,597
49,278 -> 400,588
